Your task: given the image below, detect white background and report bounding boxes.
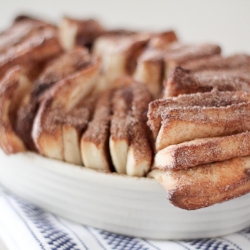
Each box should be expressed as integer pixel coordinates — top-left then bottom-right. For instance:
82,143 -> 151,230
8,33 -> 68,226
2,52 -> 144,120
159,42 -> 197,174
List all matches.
0,0 -> 250,54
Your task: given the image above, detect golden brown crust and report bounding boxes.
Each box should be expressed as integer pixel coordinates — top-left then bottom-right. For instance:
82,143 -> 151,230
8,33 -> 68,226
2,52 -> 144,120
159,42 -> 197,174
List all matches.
149,156 -> 250,210
62,96 -> 95,165
14,97 -> 38,151
133,31 -> 177,97
156,102 -> 250,151
32,58 -> 100,160
182,53 -> 250,72
0,67 -> 32,154
59,16 -> 105,50
164,67 -> 250,97
32,98 -> 64,160
147,91 -> 250,139
33,47 -> 90,99
46,57 -> 100,111
93,33 -> 150,84
15,49 -> 91,151
154,131 -> 250,170
15,49 -> 91,152
81,89 -> 113,171
110,86 -> 132,141
147,31 -> 177,50
0,16 -> 52,53
126,81 -> 153,176
0,26 -> 62,79
109,86 -> 132,174
82,90 -> 112,146
164,43 -> 221,77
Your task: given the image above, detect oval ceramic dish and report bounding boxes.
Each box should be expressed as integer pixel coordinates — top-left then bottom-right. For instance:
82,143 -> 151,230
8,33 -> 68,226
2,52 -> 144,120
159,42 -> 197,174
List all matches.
0,149 -> 250,240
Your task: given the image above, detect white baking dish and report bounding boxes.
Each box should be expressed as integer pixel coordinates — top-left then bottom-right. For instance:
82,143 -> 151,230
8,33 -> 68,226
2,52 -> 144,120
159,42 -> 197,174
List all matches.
0,150 -> 250,240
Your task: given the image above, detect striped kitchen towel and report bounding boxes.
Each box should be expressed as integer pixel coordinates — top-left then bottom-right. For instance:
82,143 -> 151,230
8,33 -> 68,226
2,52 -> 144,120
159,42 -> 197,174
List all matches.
0,189 -> 250,250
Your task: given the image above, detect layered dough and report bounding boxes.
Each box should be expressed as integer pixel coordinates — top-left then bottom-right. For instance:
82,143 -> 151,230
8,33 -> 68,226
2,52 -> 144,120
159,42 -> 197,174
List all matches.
3,15 -> 250,210
32,55 -> 100,162
81,90 -> 113,171
0,67 -> 32,154
148,71 -> 250,209
149,156 -> 250,210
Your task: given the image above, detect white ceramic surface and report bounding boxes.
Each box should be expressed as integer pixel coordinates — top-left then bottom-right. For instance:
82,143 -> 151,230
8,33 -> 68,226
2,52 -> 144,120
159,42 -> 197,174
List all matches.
0,150 -> 250,240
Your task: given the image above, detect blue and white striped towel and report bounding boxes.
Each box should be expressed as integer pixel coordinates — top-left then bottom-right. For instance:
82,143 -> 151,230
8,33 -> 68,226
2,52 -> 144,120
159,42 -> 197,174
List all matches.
0,188 -> 250,250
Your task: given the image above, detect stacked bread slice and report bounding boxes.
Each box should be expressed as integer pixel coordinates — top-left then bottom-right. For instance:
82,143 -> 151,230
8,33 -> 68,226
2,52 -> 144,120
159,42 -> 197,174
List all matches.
32,49 -> 100,162
164,54 -> 250,97
148,48 -> 250,209
0,16 -> 62,153
109,79 -> 153,176
148,90 -> 250,210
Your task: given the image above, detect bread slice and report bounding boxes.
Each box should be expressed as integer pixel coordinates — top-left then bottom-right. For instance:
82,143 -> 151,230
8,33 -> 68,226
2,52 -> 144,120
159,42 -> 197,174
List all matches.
126,82 -> 153,177
156,102 -> 250,151
133,31 -> 177,97
0,25 -> 62,79
0,67 -> 32,154
0,15 -> 52,53
33,47 -> 90,99
110,86 -> 132,174
62,97 -> 95,165
164,66 -> 250,97
149,156 -> 250,210
81,90 -> 113,171
164,43 -> 221,78
32,99 -> 63,160
147,91 -> 250,139
32,58 -> 100,160
93,33 -> 150,85
59,16 -> 105,51
154,131 -> 250,170
182,53 -> 250,72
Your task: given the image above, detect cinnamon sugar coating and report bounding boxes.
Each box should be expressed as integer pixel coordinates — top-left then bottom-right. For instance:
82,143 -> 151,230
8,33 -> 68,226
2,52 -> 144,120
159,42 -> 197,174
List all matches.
0,15 -> 53,54
182,53 -> 250,72
149,156 -> 250,210
59,16 -> 105,50
164,67 -> 250,97
3,14 -> 250,210
133,31 -> 177,97
164,43 -> 221,77
126,81 -> 153,176
109,86 -> 132,174
0,67 -> 31,154
154,131 -> 250,170
156,102 -> 250,151
148,91 -> 250,139
0,26 -> 62,80
33,47 -> 90,99
81,89 -> 114,171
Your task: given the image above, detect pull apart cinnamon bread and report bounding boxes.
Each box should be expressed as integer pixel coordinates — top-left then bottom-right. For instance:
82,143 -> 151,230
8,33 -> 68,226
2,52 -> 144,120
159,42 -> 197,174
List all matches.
0,16 -> 62,152
2,14 -> 250,210
0,15 -> 53,54
164,54 -> 250,97
133,31 -> 177,97
93,30 -> 179,97
0,17 -> 62,80
81,89 -> 114,171
0,67 -> 32,154
148,91 -> 250,210
32,54 -> 100,162
163,43 -> 221,78
93,32 -> 151,87
59,16 -> 105,51
81,77 -> 153,176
